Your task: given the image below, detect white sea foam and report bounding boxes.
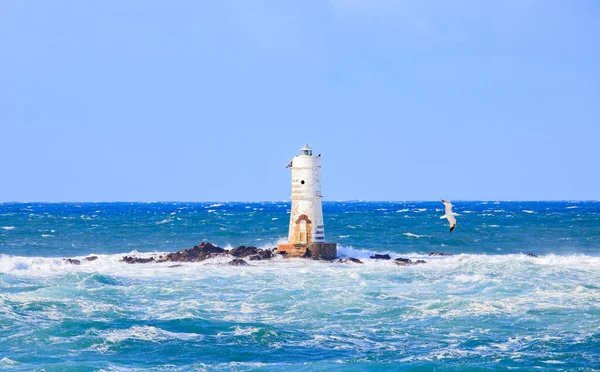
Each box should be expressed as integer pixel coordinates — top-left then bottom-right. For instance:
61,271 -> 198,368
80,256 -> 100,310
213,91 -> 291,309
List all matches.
396,209 -> 409,213
522,210 -> 535,214
0,357 -> 18,365
1,226 -> 15,230
403,232 -> 429,239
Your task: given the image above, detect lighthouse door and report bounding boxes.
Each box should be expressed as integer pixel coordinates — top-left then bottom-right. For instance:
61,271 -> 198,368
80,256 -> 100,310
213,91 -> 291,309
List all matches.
299,220 -> 307,244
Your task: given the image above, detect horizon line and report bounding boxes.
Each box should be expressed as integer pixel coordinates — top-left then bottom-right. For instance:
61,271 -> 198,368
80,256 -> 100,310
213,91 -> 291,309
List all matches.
1,199 -> 598,204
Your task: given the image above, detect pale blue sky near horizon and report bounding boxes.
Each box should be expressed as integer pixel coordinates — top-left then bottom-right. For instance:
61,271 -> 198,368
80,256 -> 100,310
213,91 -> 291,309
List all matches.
1,0 -> 599,202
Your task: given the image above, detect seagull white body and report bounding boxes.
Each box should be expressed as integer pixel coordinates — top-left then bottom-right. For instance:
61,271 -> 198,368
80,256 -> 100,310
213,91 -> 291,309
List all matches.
441,200 -> 457,232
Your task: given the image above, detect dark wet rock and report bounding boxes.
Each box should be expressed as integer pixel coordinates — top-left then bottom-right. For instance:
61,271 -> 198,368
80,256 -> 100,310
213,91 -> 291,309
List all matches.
168,264 -> 182,268
161,242 -> 226,262
258,249 -> 273,260
526,252 -> 539,258
303,248 -> 312,258
84,256 -> 98,261
277,251 -> 287,256
121,256 -> 155,264
394,258 -> 426,266
429,252 -> 453,257
229,246 -> 258,258
248,249 -> 273,261
227,258 -> 249,266
63,258 -> 81,265
338,257 -> 363,264
369,254 -> 391,260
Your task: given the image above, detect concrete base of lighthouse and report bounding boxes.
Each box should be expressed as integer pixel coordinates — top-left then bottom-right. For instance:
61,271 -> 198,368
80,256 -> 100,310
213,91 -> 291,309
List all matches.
277,243 -> 337,260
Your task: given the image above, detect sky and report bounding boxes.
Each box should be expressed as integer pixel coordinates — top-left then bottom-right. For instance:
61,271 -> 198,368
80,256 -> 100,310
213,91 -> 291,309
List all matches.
1,0 -> 599,202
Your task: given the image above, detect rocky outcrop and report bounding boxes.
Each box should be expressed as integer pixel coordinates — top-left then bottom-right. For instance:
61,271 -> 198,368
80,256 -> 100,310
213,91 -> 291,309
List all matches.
394,257 -> 426,266
429,252 -> 453,257
227,258 -> 249,266
63,258 -> 81,265
121,256 -> 155,264
229,246 -> 258,258
369,254 -> 391,260
526,252 -> 538,258
84,256 -> 98,261
248,249 -> 273,261
338,257 -> 363,264
158,242 -> 226,262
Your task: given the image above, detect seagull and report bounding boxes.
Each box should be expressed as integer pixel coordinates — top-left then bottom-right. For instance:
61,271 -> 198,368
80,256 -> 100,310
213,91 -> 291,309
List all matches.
441,200 -> 457,232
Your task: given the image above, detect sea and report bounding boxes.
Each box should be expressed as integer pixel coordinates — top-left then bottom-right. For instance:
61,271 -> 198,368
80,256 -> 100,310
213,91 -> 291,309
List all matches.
1,201 -> 599,371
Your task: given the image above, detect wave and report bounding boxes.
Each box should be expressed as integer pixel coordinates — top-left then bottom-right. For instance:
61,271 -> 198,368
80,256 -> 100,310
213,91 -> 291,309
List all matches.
403,232 -> 429,239
2,250 -> 600,280
1,226 -> 15,230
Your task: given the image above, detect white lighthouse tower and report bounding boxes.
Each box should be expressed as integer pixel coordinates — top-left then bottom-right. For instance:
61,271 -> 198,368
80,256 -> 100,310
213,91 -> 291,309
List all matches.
277,144 -> 337,259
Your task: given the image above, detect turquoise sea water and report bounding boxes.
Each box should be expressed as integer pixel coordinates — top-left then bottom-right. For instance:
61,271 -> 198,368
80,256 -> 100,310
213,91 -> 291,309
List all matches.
1,201 -> 599,371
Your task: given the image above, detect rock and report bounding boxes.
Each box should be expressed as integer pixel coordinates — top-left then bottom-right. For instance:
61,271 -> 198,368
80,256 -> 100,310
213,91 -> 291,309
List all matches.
526,252 -> 538,258
248,249 -> 273,261
429,252 -> 453,257
229,246 -> 258,258
369,254 -> 391,260
394,257 -> 426,266
161,242 -> 226,262
227,258 -> 249,266
63,258 -> 81,265
84,256 -> 98,261
121,256 -> 155,264
338,257 -> 363,264
168,264 -> 182,268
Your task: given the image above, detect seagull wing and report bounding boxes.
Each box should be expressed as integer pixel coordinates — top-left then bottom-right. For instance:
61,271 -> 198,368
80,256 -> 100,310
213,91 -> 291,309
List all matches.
448,214 -> 457,232
441,200 -> 457,232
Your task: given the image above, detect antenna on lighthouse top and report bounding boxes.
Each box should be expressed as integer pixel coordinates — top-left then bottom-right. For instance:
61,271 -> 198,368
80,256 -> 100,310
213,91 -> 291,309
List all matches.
299,144 -> 312,156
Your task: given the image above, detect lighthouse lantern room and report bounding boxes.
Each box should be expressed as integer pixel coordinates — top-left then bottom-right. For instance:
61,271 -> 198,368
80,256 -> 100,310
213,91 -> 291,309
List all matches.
277,144 -> 337,259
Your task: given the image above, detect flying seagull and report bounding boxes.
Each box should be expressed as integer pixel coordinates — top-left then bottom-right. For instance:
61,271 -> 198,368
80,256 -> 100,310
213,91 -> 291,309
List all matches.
441,200 -> 457,232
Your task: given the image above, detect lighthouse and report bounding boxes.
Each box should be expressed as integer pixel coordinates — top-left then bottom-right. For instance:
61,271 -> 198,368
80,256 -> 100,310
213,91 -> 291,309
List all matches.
277,144 -> 337,259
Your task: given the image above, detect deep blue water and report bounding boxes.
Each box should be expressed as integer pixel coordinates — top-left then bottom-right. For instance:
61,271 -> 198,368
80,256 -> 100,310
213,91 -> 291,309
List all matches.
1,201 -> 599,370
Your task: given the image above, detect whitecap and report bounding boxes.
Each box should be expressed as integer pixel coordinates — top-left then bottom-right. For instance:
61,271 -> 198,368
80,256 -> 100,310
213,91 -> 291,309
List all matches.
1,226 -> 15,230
99,326 -> 203,344
522,210 -> 535,214
396,209 -> 409,213
0,357 -> 18,365
403,232 -> 429,239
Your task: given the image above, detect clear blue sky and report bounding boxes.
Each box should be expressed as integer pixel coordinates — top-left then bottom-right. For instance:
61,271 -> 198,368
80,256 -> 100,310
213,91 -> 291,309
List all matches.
1,1 -> 599,202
